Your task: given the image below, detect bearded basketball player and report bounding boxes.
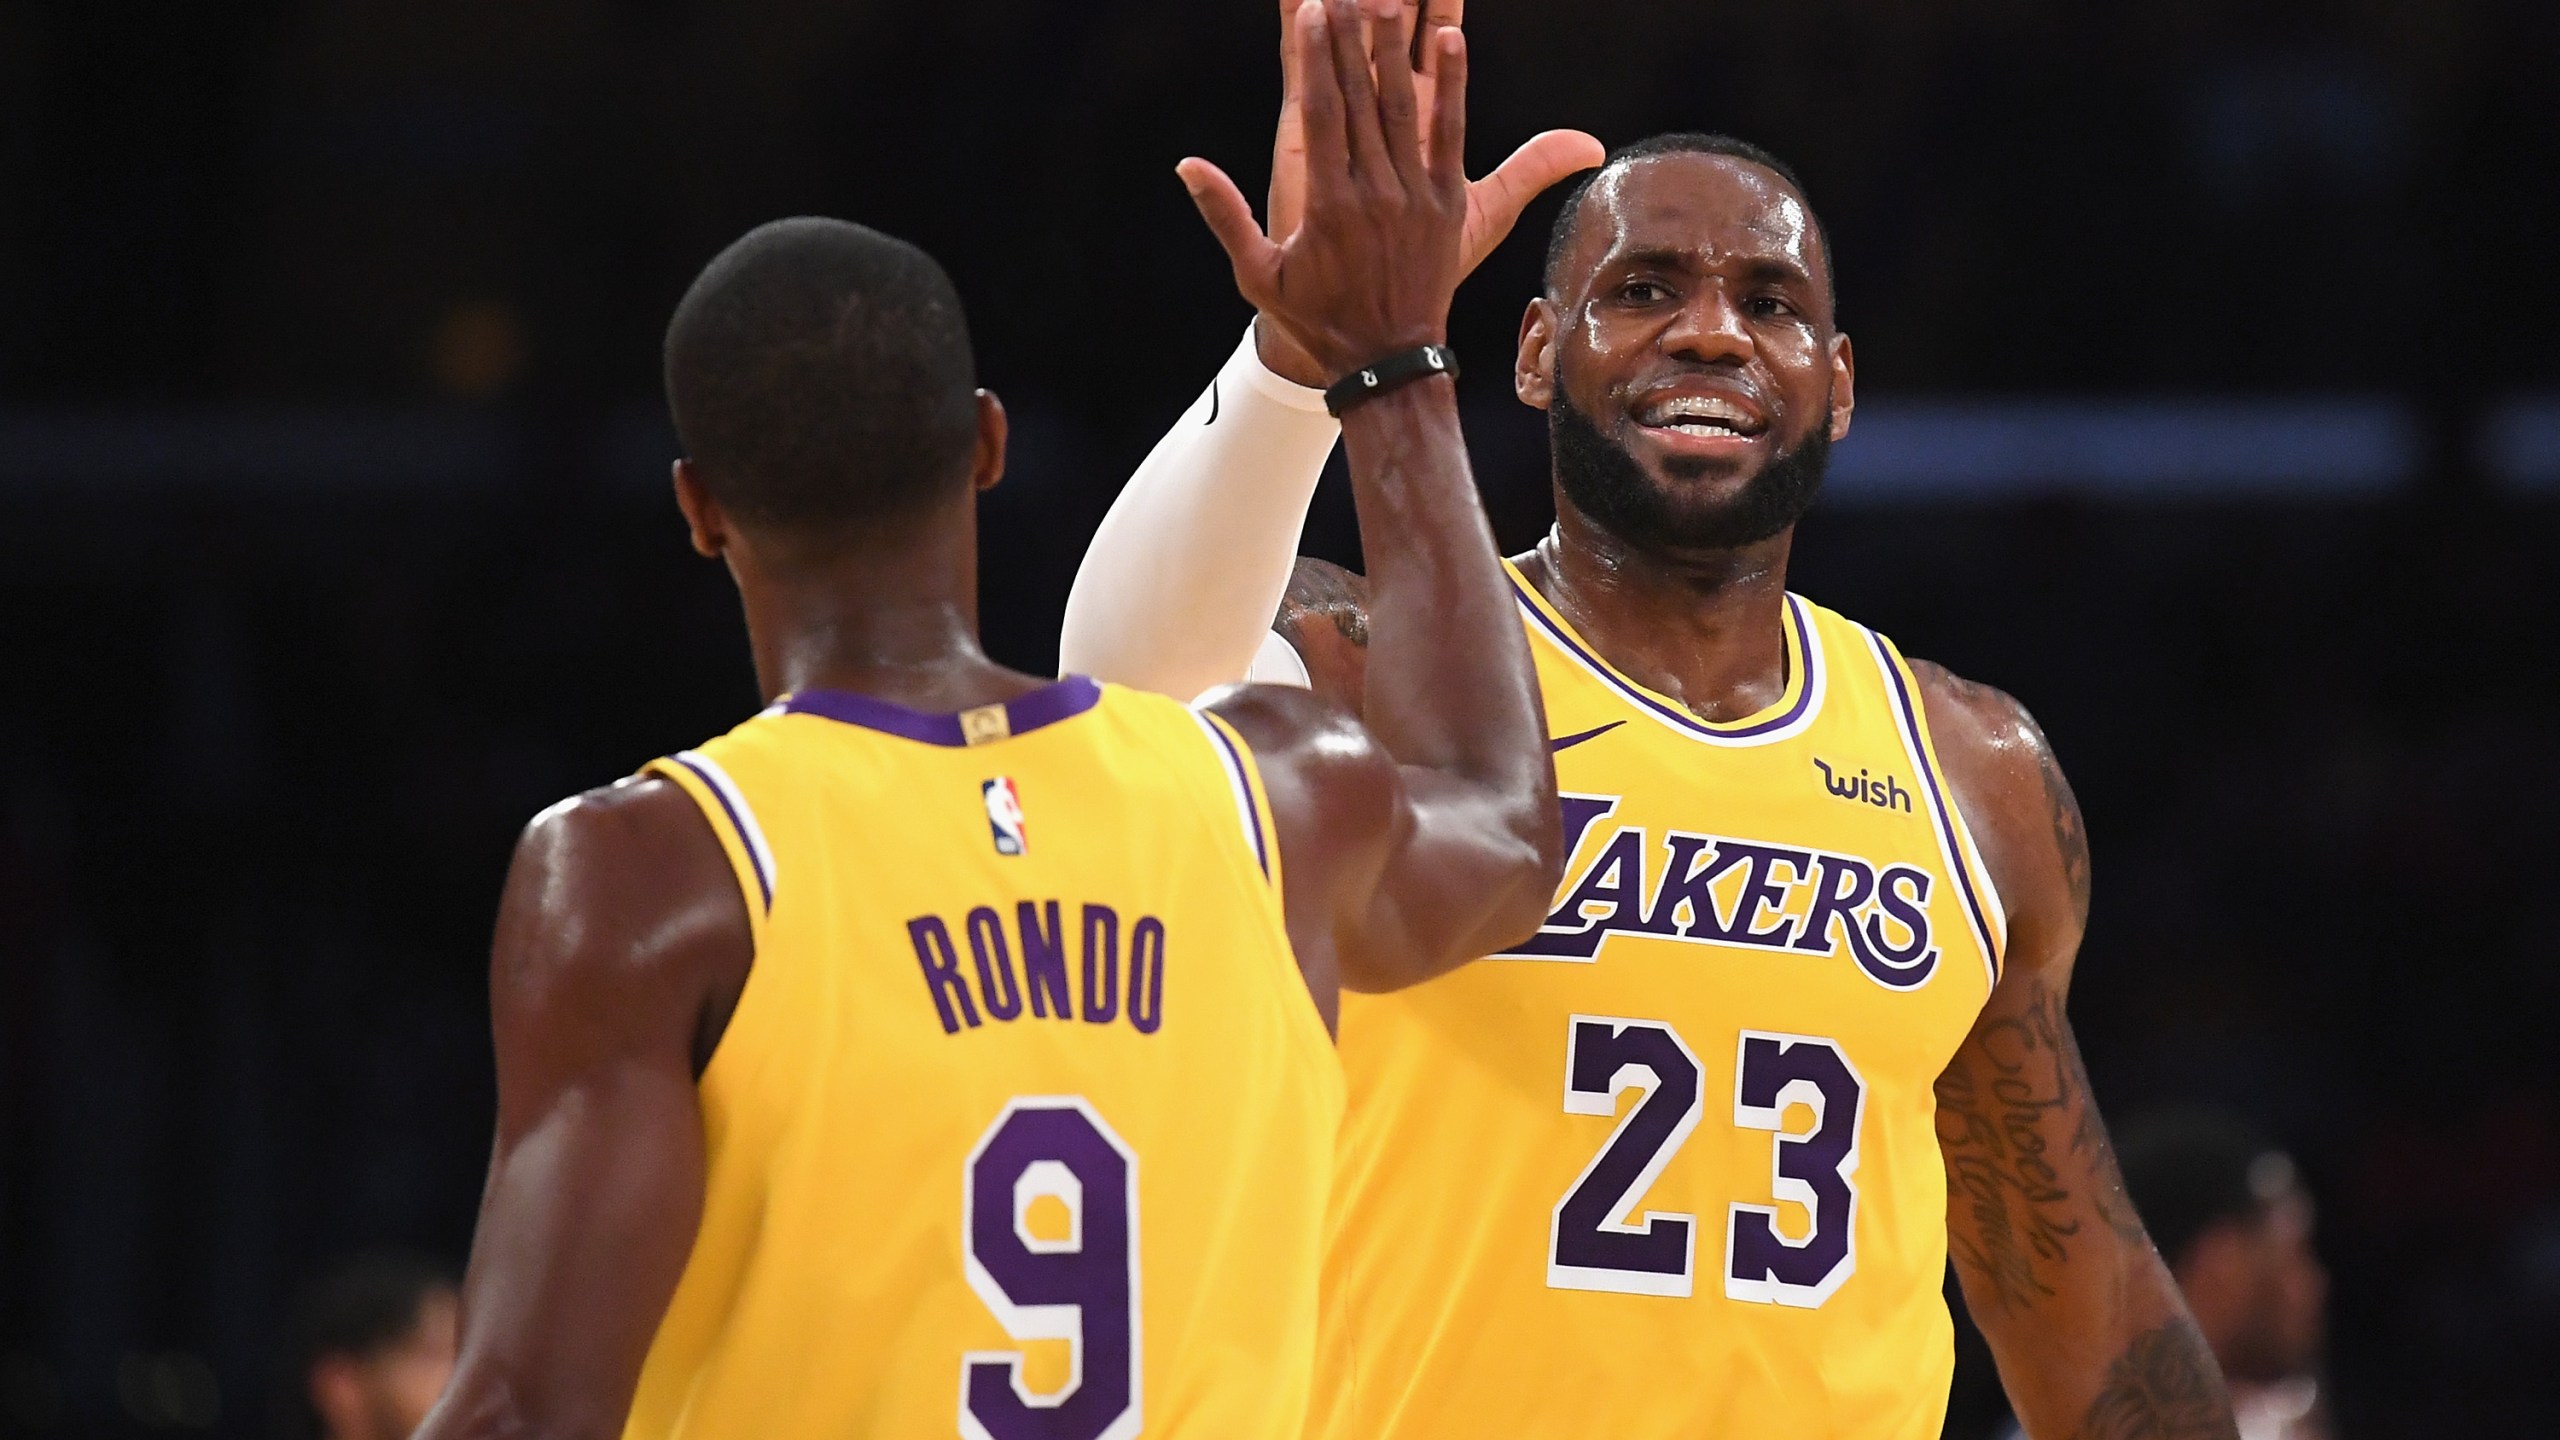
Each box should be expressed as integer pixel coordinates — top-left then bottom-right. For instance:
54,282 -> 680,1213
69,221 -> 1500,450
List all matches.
1065,2 -> 2243,1437
413,11 -> 1564,1438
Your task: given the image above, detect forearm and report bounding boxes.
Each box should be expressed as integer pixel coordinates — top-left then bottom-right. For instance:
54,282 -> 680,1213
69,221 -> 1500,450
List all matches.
1058,325 -> 1340,698
1338,376 -> 1557,950
1939,974 -> 2237,1439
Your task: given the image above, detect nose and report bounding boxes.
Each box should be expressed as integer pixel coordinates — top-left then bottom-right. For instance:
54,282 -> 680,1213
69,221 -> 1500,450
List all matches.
1661,281 -> 1754,367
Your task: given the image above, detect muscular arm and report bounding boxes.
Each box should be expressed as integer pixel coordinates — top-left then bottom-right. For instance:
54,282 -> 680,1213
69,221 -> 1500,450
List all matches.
1187,4 -> 1558,995
415,779 -> 750,1440
1209,377 -> 1557,992
1918,664 -> 2237,1440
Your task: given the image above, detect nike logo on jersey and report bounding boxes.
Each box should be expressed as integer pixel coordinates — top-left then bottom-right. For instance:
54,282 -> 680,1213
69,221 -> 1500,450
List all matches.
1549,721 -> 1628,753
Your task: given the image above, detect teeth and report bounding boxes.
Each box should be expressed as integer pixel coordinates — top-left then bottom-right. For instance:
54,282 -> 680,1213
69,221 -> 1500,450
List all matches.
1641,395 -> 1757,432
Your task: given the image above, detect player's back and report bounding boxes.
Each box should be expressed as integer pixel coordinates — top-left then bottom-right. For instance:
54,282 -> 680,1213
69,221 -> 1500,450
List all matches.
623,675 -> 1340,1440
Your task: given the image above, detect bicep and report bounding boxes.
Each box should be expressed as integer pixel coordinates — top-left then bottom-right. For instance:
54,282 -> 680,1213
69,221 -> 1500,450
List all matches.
1336,767 -> 1552,989
1917,670 -> 2227,1435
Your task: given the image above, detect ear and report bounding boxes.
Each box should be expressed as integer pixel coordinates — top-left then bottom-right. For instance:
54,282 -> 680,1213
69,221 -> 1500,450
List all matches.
671,459 -> 726,558
1827,330 -> 1856,443
1515,298 -> 1559,410
307,1355 -> 367,1440
970,390 -> 1009,494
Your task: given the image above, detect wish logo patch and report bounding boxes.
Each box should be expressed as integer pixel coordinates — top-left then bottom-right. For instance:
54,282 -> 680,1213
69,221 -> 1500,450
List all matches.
982,777 -> 1028,856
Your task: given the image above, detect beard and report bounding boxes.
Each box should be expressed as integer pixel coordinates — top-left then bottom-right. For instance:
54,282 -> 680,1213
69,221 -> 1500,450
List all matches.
1549,384 -> 1831,553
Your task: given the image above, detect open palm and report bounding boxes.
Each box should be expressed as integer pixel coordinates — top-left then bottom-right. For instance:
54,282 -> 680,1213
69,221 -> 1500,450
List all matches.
1251,0 -> 1602,383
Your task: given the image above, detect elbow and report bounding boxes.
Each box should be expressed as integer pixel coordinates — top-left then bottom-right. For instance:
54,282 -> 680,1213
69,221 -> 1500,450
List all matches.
1497,784 -> 1567,941
1472,793 -> 1567,958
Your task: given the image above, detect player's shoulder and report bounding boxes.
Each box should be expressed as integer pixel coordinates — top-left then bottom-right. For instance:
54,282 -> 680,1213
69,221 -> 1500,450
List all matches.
504,776 -> 748,975
1195,681 -> 1381,780
1903,658 -> 2055,785
518,773 -> 708,871
1903,657 -> 2089,937
1272,556 -> 1374,710
1196,681 -> 1399,845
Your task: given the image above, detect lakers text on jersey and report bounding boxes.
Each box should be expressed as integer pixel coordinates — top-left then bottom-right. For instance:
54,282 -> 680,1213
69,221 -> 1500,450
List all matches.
1313,566 -> 2006,1440
626,676 -> 1341,1440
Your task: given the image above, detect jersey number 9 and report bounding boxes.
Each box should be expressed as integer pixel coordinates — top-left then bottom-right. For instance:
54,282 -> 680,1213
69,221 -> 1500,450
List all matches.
961,1098 -> 1142,1440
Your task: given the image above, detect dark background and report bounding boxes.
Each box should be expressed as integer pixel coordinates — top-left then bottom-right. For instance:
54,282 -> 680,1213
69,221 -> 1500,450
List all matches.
5,1 -> 2557,1436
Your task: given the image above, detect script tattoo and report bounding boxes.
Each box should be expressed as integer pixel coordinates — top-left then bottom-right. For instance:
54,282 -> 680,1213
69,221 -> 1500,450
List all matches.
2075,1321 -> 2238,1440
1936,976 -> 2144,1311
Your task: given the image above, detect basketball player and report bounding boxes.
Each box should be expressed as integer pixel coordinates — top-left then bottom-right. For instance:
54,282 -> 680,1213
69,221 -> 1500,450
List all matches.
1062,4 -> 2244,1436
412,10 -> 1562,1439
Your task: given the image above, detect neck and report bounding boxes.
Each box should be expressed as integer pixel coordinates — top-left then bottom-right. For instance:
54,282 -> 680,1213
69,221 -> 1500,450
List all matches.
1518,499 -> 1797,722
729,504 -> 1037,709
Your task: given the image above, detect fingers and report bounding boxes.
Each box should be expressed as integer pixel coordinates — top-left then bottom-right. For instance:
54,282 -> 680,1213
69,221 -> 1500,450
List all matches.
1419,0 -> 1464,76
1423,26 -> 1467,197
1177,159 -> 1283,303
1467,128 -> 1606,242
1295,0 -> 1351,205
1327,0 -> 1393,184
1274,0 -> 1300,109
1369,1 -> 1427,185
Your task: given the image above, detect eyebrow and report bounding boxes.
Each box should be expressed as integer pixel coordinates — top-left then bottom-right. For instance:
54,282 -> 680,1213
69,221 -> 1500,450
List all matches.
1607,247 -> 1815,290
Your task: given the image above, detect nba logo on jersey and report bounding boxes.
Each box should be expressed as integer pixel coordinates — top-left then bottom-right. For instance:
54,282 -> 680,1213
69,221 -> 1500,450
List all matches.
981,777 -> 1027,855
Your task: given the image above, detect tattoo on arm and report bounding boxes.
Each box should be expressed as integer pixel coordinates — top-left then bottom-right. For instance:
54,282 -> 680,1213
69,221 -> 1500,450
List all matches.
2076,1321 -> 2237,1440
2033,730 -> 2092,929
1936,977 -> 2145,1315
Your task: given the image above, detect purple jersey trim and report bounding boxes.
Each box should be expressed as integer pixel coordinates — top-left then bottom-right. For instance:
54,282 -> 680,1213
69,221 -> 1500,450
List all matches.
1201,717 -> 1270,879
1510,576 -> 1820,742
669,753 -> 773,913
782,675 -> 1104,746
1867,632 -> 2002,978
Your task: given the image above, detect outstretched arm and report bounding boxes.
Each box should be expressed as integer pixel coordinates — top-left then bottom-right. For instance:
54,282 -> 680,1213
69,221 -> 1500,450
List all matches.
416,780 -> 750,1440
1193,0 -> 1559,992
1055,325 -> 1341,699
1920,666 -> 2238,1440
1057,0 -> 1597,698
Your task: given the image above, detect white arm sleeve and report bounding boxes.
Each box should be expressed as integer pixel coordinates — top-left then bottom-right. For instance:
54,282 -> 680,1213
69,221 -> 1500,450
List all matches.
1058,324 -> 1340,699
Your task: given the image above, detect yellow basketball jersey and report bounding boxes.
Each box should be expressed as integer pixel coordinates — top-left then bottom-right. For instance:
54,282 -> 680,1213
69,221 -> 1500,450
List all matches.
624,676 -> 1341,1440
1313,567 -> 2005,1440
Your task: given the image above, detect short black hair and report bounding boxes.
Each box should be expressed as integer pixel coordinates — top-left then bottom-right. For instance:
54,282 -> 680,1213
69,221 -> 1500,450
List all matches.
664,217 -> 980,530
1542,133 -> 1832,305
277,1252 -> 454,1440
2115,1110 -> 2299,1270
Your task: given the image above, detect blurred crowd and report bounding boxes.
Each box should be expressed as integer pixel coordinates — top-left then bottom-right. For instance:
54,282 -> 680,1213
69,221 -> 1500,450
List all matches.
2,0 -> 2555,414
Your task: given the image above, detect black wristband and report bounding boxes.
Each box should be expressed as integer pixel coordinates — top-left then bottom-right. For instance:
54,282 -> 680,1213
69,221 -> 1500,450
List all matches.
1323,344 -> 1459,417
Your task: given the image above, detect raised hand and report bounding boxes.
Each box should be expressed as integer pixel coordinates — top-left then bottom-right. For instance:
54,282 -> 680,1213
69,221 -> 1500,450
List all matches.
1180,0 -> 1470,381
1248,0 -> 1602,384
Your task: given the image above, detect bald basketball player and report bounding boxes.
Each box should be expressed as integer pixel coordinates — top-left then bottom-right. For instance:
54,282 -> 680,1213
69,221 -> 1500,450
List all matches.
414,9 -> 1560,1438
1065,3 -> 2243,1437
